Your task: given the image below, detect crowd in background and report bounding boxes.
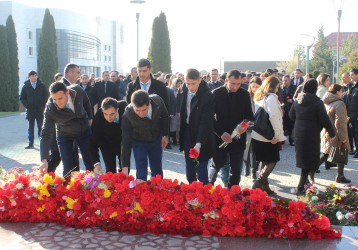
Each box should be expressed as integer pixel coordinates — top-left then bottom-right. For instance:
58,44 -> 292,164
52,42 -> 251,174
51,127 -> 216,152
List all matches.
19,60 -> 358,195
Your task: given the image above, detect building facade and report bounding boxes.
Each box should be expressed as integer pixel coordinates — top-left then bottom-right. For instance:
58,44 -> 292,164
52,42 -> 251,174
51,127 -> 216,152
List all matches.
0,1 -> 124,88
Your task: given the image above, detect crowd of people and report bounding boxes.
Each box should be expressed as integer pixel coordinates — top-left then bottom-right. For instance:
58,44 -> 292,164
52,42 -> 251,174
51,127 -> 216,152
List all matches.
19,59 -> 358,195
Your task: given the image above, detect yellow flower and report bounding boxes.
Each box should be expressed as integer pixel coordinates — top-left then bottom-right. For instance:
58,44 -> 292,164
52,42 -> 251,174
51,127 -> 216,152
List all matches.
111,211 -> 118,218
36,205 -> 46,212
209,186 -> 215,194
66,197 -> 78,209
36,184 -> 50,200
67,178 -> 75,189
43,174 -> 54,184
330,184 -> 336,188
134,202 -> 143,213
9,174 -> 15,180
60,206 -> 65,210
104,189 -> 111,198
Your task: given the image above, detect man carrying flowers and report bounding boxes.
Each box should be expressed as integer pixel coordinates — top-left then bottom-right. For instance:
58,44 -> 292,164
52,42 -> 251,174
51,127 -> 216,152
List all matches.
121,90 -> 169,179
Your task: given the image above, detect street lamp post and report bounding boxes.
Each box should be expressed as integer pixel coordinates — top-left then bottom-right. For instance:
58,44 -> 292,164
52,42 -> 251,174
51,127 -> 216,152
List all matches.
300,34 -> 316,74
337,9 -> 342,83
130,0 -> 146,61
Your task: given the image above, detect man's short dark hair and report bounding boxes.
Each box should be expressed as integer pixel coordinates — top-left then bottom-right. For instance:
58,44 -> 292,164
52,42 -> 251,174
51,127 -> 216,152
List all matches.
50,82 -> 67,94
211,68 -> 218,73
102,70 -> 109,76
295,68 -> 302,73
110,70 -> 119,76
247,73 -> 252,78
185,68 -> 200,80
28,70 -> 37,77
54,73 -> 63,81
284,74 -> 291,80
137,58 -> 151,68
350,68 -> 358,75
227,70 -> 242,80
266,69 -> 273,74
64,63 -> 79,75
131,90 -> 150,107
101,97 -> 118,110
273,69 -> 278,73
241,73 -> 246,78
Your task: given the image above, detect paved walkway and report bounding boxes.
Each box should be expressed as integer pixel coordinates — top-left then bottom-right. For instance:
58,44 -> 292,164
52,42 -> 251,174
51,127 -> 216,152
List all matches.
1,113 -> 358,249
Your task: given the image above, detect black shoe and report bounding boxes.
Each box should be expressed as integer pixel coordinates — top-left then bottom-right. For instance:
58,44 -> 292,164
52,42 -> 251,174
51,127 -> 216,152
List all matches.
166,144 -> 172,149
336,175 -> 351,183
354,152 -> 358,158
349,151 -> 356,155
289,142 -> 295,146
25,144 -> 34,149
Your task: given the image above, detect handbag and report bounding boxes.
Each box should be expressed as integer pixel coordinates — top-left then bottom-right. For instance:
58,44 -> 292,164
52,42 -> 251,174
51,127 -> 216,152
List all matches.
252,96 -> 274,140
328,146 -> 348,165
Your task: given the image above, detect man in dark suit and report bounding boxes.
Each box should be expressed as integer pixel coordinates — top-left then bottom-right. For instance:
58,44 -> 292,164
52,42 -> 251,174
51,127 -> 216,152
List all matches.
80,74 -> 95,107
126,59 -> 169,111
208,68 -> 224,91
178,68 -> 215,185
20,70 -> 48,149
282,74 -> 297,146
290,68 -> 304,86
208,70 -> 254,188
93,71 -> 120,113
90,97 -> 127,174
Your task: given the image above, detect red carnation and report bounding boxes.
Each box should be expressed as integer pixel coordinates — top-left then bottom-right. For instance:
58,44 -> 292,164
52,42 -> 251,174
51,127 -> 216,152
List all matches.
189,148 -> 199,159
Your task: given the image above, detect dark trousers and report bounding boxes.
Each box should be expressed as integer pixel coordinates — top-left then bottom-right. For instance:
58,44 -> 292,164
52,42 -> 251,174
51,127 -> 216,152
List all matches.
101,147 -> 121,173
132,135 -> 163,181
28,117 -> 43,145
349,121 -> 357,151
57,128 -> 93,176
183,126 -> 209,184
283,113 -> 294,143
47,147 -> 80,173
210,149 -> 244,188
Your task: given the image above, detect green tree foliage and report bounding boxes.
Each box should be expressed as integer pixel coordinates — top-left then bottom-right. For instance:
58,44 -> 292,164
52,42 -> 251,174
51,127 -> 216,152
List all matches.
148,12 -> 171,73
37,8 -> 58,88
6,15 -> 19,111
310,25 -> 333,75
341,49 -> 358,76
342,33 -> 357,58
0,25 -> 12,111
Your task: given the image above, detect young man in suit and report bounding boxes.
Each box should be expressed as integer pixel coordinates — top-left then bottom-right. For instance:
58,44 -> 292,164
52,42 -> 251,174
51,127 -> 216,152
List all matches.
290,69 -> 304,86
93,71 -> 120,113
282,75 -> 297,146
126,59 -> 169,112
178,68 -> 215,185
208,70 -> 253,188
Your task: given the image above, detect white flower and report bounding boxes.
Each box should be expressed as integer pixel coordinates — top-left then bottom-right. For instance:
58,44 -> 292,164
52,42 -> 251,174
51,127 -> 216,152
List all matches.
311,196 -> 318,201
345,213 -> 353,220
16,183 -> 23,189
337,214 -> 344,221
95,210 -> 101,215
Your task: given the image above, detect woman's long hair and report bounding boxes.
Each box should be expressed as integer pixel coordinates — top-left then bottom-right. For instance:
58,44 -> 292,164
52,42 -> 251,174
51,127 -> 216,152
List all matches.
317,73 -> 330,86
254,76 -> 280,102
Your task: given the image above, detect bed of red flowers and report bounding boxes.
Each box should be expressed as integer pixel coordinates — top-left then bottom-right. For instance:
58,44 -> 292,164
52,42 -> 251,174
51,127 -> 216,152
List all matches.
0,167 -> 341,240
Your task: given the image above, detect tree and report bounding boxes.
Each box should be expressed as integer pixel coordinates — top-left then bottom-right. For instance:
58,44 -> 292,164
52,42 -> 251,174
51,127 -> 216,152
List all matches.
310,25 -> 333,75
37,8 -> 58,88
0,25 -> 12,111
6,15 -> 19,111
148,12 -> 171,73
341,49 -> 358,76
342,33 -> 357,58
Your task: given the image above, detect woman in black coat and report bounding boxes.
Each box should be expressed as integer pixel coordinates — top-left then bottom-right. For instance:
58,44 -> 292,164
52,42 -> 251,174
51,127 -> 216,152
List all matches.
289,79 -> 335,194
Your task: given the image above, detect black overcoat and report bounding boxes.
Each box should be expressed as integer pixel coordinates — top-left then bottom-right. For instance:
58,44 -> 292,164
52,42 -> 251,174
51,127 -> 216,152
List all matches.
289,93 -> 335,170
212,85 -> 254,153
93,80 -> 120,106
20,79 -> 48,120
178,80 -> 215,162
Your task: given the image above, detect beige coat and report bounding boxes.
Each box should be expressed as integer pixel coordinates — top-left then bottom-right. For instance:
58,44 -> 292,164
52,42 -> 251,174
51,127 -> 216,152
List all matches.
321,92 -> 350,154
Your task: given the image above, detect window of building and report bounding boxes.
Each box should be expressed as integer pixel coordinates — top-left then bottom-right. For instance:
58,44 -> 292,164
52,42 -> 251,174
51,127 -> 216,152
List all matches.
105,45 -> 107,50
105,66 -> 107,70
105,55 -> 107,61
29,47 -> 33,56
28,31 -> 32,40
109,45 -> 111,51
109,66 -> 111,71
109,56 -> 111,61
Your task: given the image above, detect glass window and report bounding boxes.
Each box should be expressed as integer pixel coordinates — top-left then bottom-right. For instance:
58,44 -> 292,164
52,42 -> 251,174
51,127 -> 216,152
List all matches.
105,45 -> 107,50
109,56 -> 111,61
105,55 -> 107,61
109,45 -> 111,51
28,31 -> 32,40
29,47 -> 33,56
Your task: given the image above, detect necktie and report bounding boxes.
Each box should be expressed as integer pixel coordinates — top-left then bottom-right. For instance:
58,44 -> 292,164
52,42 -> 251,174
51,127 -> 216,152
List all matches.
190,93 -> 195,100
142,83 -> 148,91
145,113 -> 150,119
65,104 -> 71,110
32,83 -> 36,89
105,82 -> 107,94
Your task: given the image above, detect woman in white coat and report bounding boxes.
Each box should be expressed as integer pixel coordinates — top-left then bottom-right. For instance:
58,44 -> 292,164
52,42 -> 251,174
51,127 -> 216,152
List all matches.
251,76 -> 286,194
